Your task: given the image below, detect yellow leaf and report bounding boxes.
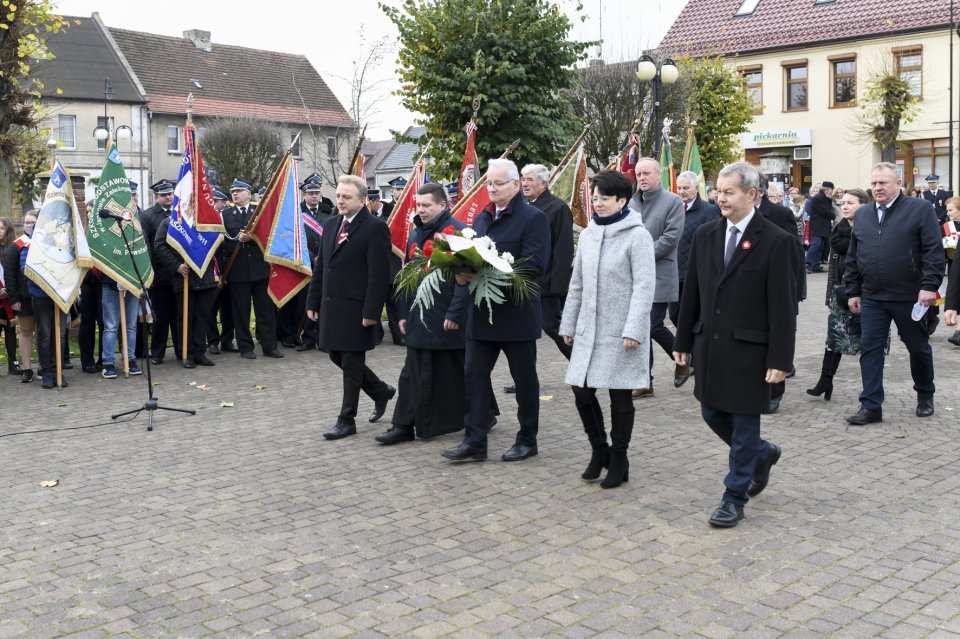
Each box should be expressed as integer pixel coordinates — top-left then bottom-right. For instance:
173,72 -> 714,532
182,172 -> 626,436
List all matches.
152,381 -> 160,386
219,402 -> 234,408
539,395 -> 554,401
196,385 -> 210,391
254,385 -> 267,390
55,87 -> 62,95
40,480 -> 59,488
57,403 -> 67,408
188,381 -> 196,386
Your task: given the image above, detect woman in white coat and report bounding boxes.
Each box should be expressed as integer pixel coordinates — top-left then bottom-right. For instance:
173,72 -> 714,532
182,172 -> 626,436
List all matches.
560,171 -> 655,488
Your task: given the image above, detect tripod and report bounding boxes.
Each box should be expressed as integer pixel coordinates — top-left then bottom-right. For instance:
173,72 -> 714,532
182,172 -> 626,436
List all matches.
109,217 -> 195,431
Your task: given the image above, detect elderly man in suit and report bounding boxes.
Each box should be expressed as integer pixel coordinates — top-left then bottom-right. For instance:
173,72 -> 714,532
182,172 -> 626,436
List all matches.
441,159 -> 552,463
630,157 -> 684,397
306,175 -> 395,440
674,161 -> 796,528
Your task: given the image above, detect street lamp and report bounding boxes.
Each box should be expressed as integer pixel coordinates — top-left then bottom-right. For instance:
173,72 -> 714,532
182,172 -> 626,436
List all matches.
636,54 -> 679,156
93,78 -> 114,141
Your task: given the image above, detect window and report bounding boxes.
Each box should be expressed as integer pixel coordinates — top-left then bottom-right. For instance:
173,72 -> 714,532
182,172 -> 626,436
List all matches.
96,116 -> 110,149
741,66 -> 763,114
167,126 -> 181,153
830,56 -> 857,107
783,62 -> 808,111
895,46 -> 922,97
912,139 -> 950,188
291,133 -> 302,158
326,136 -> 337,158
735,0 -> 761,15
58,115 -> 76,149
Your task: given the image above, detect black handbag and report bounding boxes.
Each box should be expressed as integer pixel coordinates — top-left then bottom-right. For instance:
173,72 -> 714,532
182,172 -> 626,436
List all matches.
833,283 -> 849,307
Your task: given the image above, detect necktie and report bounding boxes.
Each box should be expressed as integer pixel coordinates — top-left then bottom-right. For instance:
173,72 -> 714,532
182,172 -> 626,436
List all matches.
310,208 -> 317,215
337,218 -> 349,245
878,204 -> 887,224
724,227 -> 740,267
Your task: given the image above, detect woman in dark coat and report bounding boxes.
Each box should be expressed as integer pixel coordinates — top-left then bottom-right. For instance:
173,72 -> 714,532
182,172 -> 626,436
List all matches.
2,211 -> 37,382
0,217 -> 21,374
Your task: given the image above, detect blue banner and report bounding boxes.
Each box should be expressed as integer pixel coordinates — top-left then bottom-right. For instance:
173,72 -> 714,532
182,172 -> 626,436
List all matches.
166,126 -> 222,275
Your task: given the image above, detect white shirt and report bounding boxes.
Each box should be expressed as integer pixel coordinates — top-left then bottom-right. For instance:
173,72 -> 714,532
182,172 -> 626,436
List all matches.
727,209 -> 756,237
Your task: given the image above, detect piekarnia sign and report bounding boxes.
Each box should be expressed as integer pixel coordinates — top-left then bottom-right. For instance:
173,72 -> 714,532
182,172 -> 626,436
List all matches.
741,129 -> 812,149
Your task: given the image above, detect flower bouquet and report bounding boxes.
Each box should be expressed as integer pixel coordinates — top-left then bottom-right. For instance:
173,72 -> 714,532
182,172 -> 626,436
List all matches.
396,225 -> 538,323
943,233 -> 958,261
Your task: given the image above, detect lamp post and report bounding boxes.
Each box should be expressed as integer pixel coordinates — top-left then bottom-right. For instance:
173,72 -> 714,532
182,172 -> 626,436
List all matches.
635,55 -> 679,157
93,78 -> 115,143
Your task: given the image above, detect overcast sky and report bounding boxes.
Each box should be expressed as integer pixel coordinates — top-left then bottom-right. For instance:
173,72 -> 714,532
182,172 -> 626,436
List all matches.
54,0 -> 689,139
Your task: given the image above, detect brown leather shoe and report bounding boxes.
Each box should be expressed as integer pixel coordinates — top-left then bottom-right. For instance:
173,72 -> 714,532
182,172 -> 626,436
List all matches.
632,387 -> 654,399
673,363 -> 691,388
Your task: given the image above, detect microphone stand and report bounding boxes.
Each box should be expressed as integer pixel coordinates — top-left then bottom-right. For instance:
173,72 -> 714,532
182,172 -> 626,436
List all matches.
108,214 -> 196,431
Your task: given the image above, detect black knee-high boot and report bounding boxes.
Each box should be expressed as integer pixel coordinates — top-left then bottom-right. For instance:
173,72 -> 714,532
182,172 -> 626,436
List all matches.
806,349 -> 841,400
602,405 -> 634,489
576,398 -> 608,481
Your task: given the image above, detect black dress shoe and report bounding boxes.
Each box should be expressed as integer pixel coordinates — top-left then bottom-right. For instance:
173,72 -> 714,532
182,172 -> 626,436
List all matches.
369,385 -> 396,422
503,383 -> 517,393
281,339 -> 297,348
82,364 -> 98,373
747,443 -> 781,497
762,397 -> 780,414
323,421 -> 357,440
786,366 -> 796,378
440,442 -> 487,461
296,342 -> 317,352
846,407 -> 882,425
194,355 -> 215,366
240,351 -> 257,360
708,501 -> 745,528
182,360 -> 196,369
673,363 -> 691,388
221,341 -> 239,353
62,361 -> 74,370
263,350 -> 285,358
502,443 -> 538,461
207,343 -> 221,354
150,357 -> 163,365
374,425 -> 415,445
949,330 -> 960,346
916,398 -> 934,417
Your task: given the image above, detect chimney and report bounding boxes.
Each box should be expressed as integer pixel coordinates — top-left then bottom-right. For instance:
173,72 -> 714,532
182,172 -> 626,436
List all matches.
183,29 -> 212,52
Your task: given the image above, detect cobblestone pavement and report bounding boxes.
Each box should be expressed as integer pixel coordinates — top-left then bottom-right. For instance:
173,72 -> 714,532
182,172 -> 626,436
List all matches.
3,274 -> 960,638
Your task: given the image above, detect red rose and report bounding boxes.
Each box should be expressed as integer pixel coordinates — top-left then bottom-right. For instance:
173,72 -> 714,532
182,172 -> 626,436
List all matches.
408,242 -> 418,260
423,240 -> 434,257
443,225 -> 456,235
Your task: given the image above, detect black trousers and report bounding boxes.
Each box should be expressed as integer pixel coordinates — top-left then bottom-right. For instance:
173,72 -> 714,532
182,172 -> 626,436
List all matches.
149,284 -> 180,360
33,297 -> 67,376
329,350 -> 389,425
541,295 -> 572,359
276,287 -> 307,344
176,287 -> 216,361
463,339 -> 539,448
231,279 -> 276,354
79,278 -> 103,368
209,284 -> 234,346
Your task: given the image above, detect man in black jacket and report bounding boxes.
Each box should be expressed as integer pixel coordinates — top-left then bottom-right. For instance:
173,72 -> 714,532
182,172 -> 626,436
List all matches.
805,181 -> 835,273
844,162 -> 944,424
139,179 -> 181,364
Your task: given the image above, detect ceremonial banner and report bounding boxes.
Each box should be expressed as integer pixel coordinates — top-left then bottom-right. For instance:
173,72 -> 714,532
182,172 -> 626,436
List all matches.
460,119 -> 479,194
385,161 -> 423,258
681,128 -> 707,199
86,141 -> 153,295
619,132 -> 639,184
550,142 -> 591,228
352,152 -> 366,179
23,159 -> 90,312
659,137 -> 677,193
250,151 -> 312,306
450,171 -> 491,226
166,125 -> 223,275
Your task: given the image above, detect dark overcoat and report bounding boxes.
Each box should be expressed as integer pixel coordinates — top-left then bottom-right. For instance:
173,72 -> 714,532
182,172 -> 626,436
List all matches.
808,191 -> 835,238
305,207 -> 391,352
140,204 -> 174,286
529,188 -> 573,297
674,214 -> 797,415
758,196 -> 806,305
153,217 -> 217,293
221,205 -> 270,283
468,193 -> 551,342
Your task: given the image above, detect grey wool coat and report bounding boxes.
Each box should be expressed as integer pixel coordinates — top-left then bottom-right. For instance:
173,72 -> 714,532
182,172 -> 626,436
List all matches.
560,211 -> 656,389
629,186 -> 684,302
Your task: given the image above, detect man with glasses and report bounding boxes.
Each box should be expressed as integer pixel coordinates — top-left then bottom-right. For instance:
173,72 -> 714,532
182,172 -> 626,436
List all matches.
441,159 -> 551,463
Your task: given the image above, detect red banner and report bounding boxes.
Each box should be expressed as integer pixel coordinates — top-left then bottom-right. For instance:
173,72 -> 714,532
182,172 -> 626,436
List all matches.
386,162 -> 423,258
450,180 -> 491,226
459,120 -> 479,195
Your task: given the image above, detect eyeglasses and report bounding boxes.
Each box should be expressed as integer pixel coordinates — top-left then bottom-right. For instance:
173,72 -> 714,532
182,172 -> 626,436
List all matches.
486,180 -> 515,188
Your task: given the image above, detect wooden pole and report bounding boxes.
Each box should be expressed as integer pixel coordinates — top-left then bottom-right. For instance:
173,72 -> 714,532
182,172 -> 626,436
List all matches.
348,124 -> 368,176
450,138 -> 522,218
119,290 -> 130,377
383,138 -> 434,228
549,125 -> 592,182
181,272 -> 189,363
54,310 -> 63,388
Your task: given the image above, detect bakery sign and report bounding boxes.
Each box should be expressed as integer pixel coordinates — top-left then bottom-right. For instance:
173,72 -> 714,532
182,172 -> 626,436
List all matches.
742,129 -> 812,149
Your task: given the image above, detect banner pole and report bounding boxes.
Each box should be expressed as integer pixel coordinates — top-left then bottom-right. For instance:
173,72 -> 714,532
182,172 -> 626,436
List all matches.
181,272 -> 189,363
54,310 -> 63,387
120,290 -> 130,377
548,125 -> 592,182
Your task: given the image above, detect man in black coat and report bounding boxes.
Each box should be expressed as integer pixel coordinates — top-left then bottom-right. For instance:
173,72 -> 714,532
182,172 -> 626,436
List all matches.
289,175 -> 332,352
221,178 -> 283,360
674,162 -> 796,528
139,179 -> 181,364
922,174 -> 952,223
805,180 -> 835,273
440,159 -> 552,463
368,188 -> 404,345
306,174 -> 395,440
844,162 -> 944,424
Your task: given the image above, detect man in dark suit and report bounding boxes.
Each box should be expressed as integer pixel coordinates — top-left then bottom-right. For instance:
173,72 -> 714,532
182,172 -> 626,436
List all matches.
805,180 -> 835,273
440,159 -> 552,463
844,162 -> 944,424
290,175 -> 332,352
306,174 -> 395,440
922,174 -> 952,224
674,161 -> 796,528
502,163 -> 573,394
367,188 -> 404,345
221,178 -> 283,360
139,179 -> 181,364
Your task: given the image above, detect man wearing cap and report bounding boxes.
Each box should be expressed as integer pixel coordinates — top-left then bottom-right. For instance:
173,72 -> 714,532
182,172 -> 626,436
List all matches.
387,177 -> 407,208
365,188 -> 404,345
302,172 -> 335,216
221,178 -> 284,360
805,180 -> 835,273
139,179 -> 181,364
922,174 -> 952,224
447,182 -> 460,207
206,187 -> 234,354
129,181 -> 143,213
366,189 -> 390,220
